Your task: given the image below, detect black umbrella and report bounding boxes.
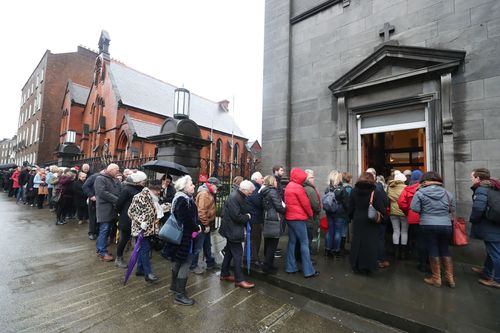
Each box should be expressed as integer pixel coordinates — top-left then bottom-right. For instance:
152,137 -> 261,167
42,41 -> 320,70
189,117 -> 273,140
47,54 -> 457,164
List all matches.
0,163 -> 17,170
142,160 -> 189,176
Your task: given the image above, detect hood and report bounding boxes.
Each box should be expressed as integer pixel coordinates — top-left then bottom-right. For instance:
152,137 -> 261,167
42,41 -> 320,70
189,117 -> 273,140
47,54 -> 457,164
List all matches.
472,178 -> 500,191
290,168 -> 307,185
388,180 -> 405,188
197,183 -> 209,193
418,184 -> 447,200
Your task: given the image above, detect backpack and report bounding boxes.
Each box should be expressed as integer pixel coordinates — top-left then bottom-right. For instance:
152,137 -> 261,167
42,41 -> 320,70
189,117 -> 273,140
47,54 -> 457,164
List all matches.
322,190 -> 338,214
485,188 -> 500,224
334,185 -> 351,213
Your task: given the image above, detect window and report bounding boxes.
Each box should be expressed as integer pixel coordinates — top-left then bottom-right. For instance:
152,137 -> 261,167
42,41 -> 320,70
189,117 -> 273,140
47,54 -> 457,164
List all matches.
34,120 -> 39,142
37,92 -> 41,110
36,74 -> 39,87
233,143 -> 239,164
29,104 -> 32,117
32,102 -> 35,115
66,130 -> 76,143
31,83 -> 34,95
30,123 -> 34,145
40,69 -> 44,82
215,139 -> 223,164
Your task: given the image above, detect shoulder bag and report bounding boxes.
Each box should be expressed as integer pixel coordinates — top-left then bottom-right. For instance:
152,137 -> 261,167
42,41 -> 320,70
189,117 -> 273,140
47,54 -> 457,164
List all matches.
263,209 -> 281,238
367,191 -> 382,224
446,192 -> 468,246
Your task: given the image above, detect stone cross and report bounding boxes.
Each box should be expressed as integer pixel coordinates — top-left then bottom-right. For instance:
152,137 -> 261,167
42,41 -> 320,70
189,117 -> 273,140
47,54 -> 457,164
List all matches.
379,22 -> 395,42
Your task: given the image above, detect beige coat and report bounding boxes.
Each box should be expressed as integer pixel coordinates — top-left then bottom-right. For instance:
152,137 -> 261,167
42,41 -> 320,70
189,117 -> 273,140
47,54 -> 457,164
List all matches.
387,180 -> 406,217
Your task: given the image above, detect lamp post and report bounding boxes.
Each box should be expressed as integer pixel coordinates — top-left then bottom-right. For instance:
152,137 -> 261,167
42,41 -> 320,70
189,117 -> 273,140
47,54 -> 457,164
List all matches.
173,87 -> 191,119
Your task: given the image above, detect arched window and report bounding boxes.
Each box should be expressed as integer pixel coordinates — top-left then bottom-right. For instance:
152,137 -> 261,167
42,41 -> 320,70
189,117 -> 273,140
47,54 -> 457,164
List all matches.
233,143 -> 239,164
215,139 -> 223,164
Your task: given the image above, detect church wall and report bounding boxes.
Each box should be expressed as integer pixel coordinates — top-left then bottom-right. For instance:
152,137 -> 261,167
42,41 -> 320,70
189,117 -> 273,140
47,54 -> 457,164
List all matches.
263,0 -> 500,218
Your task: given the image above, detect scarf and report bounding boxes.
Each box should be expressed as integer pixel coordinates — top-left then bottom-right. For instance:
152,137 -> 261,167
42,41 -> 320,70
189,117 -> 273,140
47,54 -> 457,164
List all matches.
149,189 -> 164,220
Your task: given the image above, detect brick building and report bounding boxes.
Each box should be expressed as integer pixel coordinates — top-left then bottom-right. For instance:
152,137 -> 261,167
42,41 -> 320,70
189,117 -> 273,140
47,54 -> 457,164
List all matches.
13,46 -> 97,166
59,31 -> 251,177
0,136 -> 16,165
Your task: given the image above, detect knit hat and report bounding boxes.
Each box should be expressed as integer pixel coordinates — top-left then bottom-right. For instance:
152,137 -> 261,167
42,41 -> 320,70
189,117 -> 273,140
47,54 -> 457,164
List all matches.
411,170 -> 423,182
394,173 -> 407,183
129,171 -> 147,183
403,169 -> 412,176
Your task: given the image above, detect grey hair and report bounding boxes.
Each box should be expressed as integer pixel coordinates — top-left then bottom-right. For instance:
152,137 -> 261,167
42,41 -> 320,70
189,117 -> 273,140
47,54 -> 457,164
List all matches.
305,169 -> 314,176
366,168 -> 376,177
250,172 -> 262,181
239,180 -> 255,192
174,175 -> 193,192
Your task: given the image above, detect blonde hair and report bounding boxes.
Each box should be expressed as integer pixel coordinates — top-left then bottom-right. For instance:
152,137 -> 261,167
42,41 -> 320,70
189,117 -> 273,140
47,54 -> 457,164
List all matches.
263,175 -> 276,187
327,170 -> 342,186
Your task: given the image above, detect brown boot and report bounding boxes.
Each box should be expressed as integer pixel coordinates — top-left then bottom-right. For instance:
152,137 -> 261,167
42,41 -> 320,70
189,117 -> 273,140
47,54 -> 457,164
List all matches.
441,256 -> 456,288
424,257 -> 441,287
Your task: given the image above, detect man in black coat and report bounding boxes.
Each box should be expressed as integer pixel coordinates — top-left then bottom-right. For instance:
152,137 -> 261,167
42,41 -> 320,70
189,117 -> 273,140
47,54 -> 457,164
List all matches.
83,170 -> 104,240
245,172 -> 264,266
17,166 -> 30,204
219,180 -> 255,289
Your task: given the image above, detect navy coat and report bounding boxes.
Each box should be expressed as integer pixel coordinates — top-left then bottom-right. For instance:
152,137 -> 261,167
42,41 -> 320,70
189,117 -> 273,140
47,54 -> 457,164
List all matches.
470,184 -> 500,242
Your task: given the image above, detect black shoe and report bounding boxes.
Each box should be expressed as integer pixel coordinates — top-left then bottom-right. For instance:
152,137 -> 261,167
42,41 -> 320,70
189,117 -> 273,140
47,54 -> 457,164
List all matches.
174,278 -> 194,306
145,273 -> 158,282
305,271 -> 320,278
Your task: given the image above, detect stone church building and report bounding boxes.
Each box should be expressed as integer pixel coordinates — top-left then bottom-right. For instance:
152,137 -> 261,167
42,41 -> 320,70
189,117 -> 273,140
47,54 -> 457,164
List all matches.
262,0 -> 500,217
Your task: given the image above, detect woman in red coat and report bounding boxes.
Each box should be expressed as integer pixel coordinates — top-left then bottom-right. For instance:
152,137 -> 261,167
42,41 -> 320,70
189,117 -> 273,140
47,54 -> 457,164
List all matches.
284,168 -> 318,278
10,167 -> 21,199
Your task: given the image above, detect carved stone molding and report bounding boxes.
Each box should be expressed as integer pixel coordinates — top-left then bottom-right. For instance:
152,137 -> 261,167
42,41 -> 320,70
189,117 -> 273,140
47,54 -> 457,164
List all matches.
337,96 -> 347,144
441,73 -> 453,135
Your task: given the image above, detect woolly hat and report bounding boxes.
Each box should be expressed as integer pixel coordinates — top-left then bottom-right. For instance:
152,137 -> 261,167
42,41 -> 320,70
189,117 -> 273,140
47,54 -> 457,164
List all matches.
394,173 -> 407,183
207,177 -> 221,187
411,170 -> 423,182
129,171 -> 147,183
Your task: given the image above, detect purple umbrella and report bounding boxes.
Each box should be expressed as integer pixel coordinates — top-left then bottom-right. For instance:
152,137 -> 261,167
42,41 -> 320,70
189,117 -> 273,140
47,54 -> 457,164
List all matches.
246,222 -> 251,274
124,230 -> 144,285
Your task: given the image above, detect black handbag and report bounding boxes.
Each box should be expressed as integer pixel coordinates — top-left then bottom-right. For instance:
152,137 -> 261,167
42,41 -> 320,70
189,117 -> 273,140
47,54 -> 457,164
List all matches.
263,209 -> 281,238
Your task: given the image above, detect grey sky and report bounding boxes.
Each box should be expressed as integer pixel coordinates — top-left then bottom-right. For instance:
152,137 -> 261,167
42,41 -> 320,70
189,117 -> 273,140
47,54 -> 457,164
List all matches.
0,0 -> 264,142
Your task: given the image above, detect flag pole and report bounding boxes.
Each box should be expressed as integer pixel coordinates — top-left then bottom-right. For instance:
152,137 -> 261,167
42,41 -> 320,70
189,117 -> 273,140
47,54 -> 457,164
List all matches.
229,96 -> 235,187
209,119 -> 214,176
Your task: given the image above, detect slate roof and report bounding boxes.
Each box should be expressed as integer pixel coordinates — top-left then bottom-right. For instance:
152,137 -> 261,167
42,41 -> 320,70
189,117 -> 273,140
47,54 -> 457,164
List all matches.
127,118 -> 161,139
69,81 -> 90,105
109,62 -> 246,138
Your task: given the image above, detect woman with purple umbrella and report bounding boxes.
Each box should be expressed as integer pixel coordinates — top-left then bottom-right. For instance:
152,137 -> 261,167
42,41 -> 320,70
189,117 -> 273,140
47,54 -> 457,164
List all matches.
128,179 -> 163,282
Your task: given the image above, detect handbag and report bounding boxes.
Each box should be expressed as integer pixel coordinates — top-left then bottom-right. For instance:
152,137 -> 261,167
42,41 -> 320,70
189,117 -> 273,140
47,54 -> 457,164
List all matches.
367,191 -> 382,224
445,193 -> 468,246
159,213 -> 183,245
51,192 -> 61,204
38,186 -> 48,195
263,210 -> 281,238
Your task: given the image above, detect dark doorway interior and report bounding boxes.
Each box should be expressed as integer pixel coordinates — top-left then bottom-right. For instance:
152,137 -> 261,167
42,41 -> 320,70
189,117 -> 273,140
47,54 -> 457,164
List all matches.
361,128 -> 426,179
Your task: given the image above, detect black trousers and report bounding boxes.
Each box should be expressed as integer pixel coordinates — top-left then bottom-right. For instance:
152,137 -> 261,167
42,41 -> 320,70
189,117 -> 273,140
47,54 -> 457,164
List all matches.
116,226 -> 131,258
77,204 -> 89,220
221,240 -> 244,282
88,200 -> 98,235
263,237 -> 279,271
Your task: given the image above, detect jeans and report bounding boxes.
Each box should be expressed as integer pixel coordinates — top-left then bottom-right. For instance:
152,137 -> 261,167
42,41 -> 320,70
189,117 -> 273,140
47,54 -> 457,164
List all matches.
286,220 -> 315,277
221,240 -> 244,282
16,186 -> 24,203
390,215 -> 409,245
190,232 -> 216,269
484,241 -> 500,283
137,237 -> 152,275
325,216 -> 345,252
96,222 -> 111,256
420,225 -> 452,257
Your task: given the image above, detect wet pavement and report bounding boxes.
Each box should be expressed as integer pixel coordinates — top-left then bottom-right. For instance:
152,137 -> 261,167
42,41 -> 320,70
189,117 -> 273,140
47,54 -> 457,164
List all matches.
0,195 -> 399,333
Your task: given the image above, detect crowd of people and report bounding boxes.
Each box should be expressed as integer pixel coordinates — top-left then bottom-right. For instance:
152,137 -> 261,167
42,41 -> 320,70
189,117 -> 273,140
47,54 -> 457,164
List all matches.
1,161 -> 499,308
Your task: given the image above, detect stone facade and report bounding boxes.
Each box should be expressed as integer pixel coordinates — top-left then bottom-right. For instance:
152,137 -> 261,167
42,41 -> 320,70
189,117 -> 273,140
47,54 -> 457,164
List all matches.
262,0 -> 500,217
0,136 -> 16,165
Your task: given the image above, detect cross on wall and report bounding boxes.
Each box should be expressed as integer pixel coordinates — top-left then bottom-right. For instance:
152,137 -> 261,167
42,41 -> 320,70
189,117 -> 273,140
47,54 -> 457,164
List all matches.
379,22 -> 395,42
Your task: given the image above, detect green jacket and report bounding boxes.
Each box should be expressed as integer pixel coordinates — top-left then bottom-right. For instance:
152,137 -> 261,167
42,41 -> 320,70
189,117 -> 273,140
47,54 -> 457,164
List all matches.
304,180 -> 321,224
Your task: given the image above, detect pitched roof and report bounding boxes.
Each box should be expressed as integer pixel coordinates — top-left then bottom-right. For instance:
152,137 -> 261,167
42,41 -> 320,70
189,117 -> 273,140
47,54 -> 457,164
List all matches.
127,118 -> 161,139
109,62 -> 246,138
68,81 -> 90,105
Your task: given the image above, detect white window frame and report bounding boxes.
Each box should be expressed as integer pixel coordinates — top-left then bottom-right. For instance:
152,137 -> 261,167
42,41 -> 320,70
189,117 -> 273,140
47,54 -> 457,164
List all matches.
34,120 -> 39,142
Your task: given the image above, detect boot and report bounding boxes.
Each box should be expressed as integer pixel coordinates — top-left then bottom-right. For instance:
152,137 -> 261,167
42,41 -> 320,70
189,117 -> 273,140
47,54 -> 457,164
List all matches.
170,268 -> 179,294
114,256 -> 127,268
174,278 -> 195,306
393,244 -> 400,260
400,245 -> 407,260
441,256 -> 456,288
424,257 -> 441,287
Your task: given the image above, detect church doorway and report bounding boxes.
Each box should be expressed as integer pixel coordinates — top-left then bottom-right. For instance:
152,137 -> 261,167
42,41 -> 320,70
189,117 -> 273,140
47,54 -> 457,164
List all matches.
360,128 -> 426,179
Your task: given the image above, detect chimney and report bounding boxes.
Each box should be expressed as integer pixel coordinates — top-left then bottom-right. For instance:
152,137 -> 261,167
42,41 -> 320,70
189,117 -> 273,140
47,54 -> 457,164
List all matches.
219,100 -> 230,112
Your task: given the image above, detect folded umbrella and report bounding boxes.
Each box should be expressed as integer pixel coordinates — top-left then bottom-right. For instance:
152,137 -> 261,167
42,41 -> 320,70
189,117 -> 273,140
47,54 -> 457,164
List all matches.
124,230 -> 144,285
246,222 -> 251,274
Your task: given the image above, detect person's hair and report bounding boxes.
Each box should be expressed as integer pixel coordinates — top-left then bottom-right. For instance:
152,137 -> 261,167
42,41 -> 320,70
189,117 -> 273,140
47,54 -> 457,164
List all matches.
420,171 -> 443,183
356,172 -> 375,185
233,176 -> 243,187
77,171 -> 87,179
327,170 -> 342,186
174,175 -> 192,192
251,172 -> 262,181
147,179 -> 162,190
272,165 -> 283,173
366,168 -> 376,177
473,168 -> 490,181
107,163 -> 119,172
263,175 -> 276,187
239,180 -> 255,192
342,172 -> 352,184
377,175 -> 386,184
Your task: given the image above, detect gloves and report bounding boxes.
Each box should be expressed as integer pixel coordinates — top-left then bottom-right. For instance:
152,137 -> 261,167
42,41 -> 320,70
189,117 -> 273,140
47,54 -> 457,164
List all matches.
192,231 -> 199,238
140,222 -> 148,230
203,226 -> 210,234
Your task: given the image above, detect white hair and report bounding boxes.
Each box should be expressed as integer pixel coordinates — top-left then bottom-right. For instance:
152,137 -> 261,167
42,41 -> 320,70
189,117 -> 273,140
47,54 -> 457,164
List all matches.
305,169 -> 314,176
174,175 -> 192,192
107,163 -> 120,172
251,172 -> 263,181
366,168 -> 376,177
239,180 -> 255,192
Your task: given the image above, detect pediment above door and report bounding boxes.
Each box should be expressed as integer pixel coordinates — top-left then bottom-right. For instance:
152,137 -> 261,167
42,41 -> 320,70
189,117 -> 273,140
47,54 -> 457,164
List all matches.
329,45 -> 465,96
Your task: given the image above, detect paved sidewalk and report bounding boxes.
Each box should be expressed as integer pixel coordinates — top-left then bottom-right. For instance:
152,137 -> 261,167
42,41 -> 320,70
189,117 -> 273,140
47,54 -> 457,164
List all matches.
248,237 -> 500,333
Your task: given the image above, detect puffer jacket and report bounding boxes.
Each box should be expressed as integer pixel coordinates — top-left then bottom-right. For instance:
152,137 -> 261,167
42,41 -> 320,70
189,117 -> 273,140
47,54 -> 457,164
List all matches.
260,185 -> 286,222
470,180 -> 500,242
397,182 -> 420,224
128,187 -> 160,237
410,181 -> 455,226
195,184 -> 216,228
284,168 -> 313,221
387,180 -> 406,216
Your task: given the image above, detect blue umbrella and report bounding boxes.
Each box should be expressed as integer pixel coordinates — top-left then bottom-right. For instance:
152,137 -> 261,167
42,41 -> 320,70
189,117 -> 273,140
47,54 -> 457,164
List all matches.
246,222 -> 251,274
124,230 -> 144,285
